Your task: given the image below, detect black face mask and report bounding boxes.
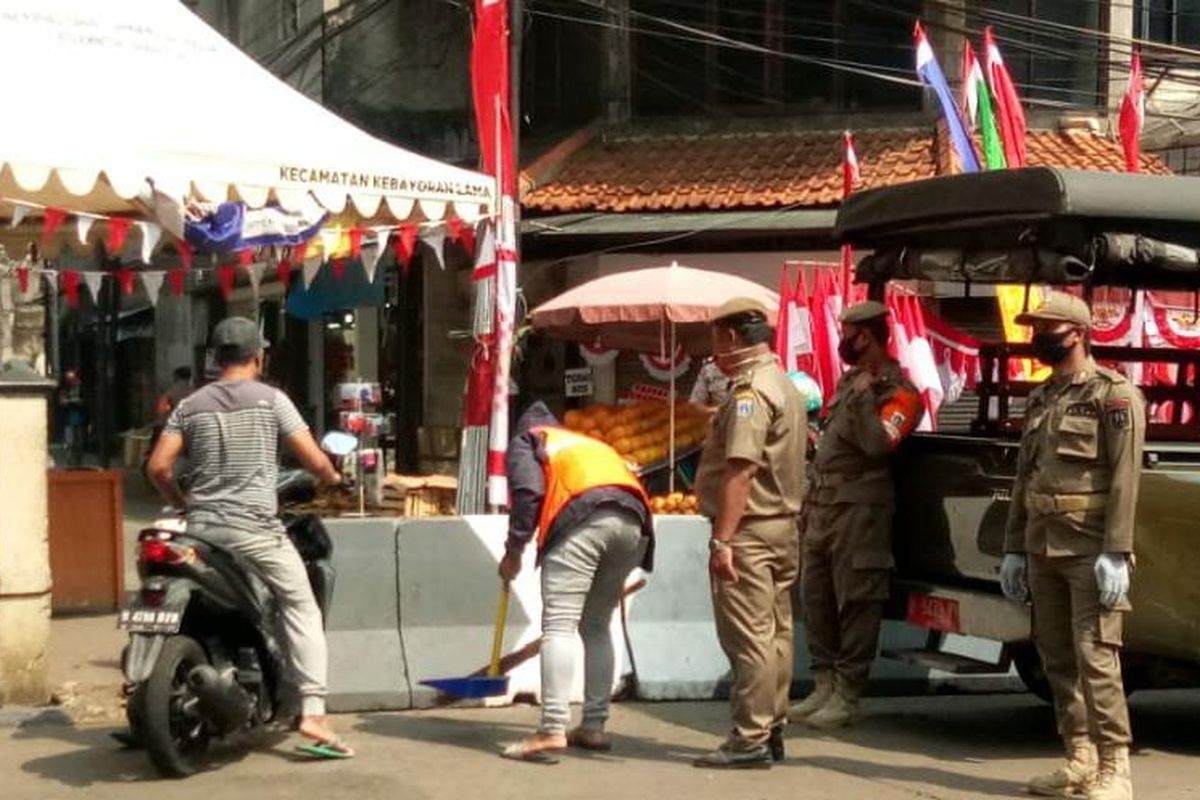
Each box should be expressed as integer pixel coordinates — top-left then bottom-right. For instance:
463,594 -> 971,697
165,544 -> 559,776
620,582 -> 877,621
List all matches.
1031,331 -> 1073,366
838,334 -> 865,366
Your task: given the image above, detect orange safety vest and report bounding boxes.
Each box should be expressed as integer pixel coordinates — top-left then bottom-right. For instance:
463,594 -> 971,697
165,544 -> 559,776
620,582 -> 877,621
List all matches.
532,425 -> 648,549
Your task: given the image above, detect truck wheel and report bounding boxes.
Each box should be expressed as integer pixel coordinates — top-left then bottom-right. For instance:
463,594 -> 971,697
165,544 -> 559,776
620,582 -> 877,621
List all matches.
131,636 -> 211,778
1011,642 -> 1054,703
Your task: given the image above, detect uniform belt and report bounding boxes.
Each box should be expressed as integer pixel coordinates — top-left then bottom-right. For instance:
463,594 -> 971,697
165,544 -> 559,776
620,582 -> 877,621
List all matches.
811,469 -> 888,491
1027,492 -> 1108,514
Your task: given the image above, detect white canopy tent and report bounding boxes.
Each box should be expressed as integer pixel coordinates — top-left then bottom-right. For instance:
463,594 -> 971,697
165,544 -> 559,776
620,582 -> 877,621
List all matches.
0,0 -> 493,242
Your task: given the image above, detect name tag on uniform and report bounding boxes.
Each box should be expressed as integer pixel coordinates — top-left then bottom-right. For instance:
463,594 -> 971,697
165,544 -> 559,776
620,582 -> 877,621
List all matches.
1064,402 -> 1098,418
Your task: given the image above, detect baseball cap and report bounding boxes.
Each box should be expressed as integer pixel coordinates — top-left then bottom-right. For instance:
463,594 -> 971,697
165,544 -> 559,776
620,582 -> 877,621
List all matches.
210,317 -> 269,361
1014,292 -> 1092,329
839,300 -> 888,324
713,296 -> 769,322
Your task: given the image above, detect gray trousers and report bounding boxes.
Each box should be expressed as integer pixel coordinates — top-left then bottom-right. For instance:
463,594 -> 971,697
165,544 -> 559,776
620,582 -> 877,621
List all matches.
190,523 -> 328,715
538,508 -> 648,735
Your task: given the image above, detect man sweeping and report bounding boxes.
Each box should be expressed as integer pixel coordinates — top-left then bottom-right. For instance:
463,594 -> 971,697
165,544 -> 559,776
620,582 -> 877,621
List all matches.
498,402 -> 654,763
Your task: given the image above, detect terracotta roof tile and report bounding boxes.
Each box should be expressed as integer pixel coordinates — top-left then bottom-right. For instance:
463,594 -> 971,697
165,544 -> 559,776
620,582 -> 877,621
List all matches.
522,125 -> 1169,215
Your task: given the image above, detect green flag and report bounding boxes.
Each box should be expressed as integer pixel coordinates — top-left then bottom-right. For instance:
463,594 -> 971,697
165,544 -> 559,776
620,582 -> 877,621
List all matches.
976,74 -> 1006,170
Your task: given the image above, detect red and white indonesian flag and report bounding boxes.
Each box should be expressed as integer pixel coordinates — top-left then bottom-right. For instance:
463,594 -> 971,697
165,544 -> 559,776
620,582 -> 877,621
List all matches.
1119,51 -> 1145,174
810,268 -> 844,404
471,0 -> 519,508
902,295 -> 944,431
887,291 -> 944,431
774,262 -> 814,373
983,27 -> 1028,168
841,132 -> 860,293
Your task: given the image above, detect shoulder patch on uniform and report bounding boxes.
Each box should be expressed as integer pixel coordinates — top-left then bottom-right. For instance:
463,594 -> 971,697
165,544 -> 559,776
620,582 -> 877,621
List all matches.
1108,405 -> 1131,430
735,395 -> 755,418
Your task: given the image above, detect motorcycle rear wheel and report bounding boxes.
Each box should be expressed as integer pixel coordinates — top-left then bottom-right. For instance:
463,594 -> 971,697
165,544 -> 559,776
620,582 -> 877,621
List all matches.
132,635 -> 212,778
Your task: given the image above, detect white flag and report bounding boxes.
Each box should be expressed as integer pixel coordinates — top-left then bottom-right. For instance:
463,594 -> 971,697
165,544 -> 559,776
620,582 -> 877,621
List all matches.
42,270 -> 58,294
83,272 -> 105,304
422,229 -> 447,270
246,262 -> 266,291
302,256 -> 322,288
76,215 -> 97,245
136,221 -> 163,264
142,271 -> 165,307
10,202 -> 31,228
361,242 -> 382,283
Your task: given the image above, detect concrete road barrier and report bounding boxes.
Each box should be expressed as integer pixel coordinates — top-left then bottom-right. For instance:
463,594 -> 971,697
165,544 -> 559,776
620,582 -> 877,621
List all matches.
396,515 -> 629,709
323,517 -> 409,712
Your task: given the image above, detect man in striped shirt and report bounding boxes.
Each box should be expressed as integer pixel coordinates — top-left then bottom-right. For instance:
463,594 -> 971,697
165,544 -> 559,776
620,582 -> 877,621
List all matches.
146,316 -> 351,757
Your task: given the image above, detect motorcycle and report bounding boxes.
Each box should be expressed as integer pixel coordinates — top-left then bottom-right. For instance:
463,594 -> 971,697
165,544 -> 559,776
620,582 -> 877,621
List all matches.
118,447 -> 351,778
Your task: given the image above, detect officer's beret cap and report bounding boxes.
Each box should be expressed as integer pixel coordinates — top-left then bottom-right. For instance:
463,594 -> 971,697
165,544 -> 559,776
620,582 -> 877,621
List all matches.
713,297 -> 769,322
839,300 -> 888,324
1015,292 -> 1092,329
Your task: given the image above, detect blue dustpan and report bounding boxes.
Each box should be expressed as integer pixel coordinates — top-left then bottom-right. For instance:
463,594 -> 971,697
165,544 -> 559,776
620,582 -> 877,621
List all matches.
420,674 -> 510,698
421,584 -> 511,699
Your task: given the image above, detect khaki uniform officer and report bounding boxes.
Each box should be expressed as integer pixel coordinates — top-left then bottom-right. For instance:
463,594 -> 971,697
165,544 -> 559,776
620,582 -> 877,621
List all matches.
1001,293 -> 1145,800
792,301 -> 924,730
692,297 -> 807,770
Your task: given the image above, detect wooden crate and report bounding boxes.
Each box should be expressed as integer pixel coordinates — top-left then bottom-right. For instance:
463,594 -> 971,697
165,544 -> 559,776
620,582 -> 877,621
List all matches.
47,470 -> 124,614
381,474 -> 458,517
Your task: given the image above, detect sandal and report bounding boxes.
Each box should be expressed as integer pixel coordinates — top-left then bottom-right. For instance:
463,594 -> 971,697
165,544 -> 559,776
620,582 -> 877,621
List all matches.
295,736 -> 355,759
500,740 -> 563,765
567,728 -> 613,752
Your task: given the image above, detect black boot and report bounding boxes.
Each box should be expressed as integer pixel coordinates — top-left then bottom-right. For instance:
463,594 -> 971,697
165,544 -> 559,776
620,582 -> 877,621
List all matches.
769,725 -> 785,762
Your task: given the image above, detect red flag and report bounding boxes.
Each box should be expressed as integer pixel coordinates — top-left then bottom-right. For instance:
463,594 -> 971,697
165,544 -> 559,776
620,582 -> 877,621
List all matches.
393,223 -> 419,269
983,27 -> 1028,167
843,131 -> 860,195
62,270 -> 81,307
16,265 -> 30,295
116,268 -> 136,296
774,263 -> 796,371
448,217 -> 476,255
168,269 -> 187,296
237,249 -> 255,268
809,268 -> 844,404
841,132 -> 860,294
107,218 -> 132,255
217,265 -> 236,299
462,337 -> 497,426
42,207 -> 67,249
472,0 -> 514,195
175,239 -> 193,270
472,0 -> 519,507
330,257 -> 347,281
276,259 -> 293,291
1119,51 -> 1145,174
349,227 -> 364,258
901,294 -> 943,431
294,238 -> 310,264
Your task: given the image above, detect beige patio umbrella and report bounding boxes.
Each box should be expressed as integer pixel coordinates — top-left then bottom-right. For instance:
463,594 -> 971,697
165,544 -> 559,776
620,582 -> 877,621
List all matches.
531,261 -> 778,489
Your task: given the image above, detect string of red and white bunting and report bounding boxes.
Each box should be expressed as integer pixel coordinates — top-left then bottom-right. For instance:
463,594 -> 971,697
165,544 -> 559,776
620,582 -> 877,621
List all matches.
2,197 -> 485,307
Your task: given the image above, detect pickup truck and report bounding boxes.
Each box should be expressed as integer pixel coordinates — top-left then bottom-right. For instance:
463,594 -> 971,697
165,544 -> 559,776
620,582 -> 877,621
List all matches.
835,167 -> 1200,698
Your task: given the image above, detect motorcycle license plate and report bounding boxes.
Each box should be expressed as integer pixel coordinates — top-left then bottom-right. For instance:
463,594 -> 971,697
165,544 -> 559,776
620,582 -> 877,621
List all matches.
906,593 -> 961,634
118,607 -> 182,634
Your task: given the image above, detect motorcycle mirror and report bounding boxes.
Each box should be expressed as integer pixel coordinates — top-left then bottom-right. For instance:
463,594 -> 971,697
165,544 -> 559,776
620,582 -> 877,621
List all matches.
321,431 -> 359,457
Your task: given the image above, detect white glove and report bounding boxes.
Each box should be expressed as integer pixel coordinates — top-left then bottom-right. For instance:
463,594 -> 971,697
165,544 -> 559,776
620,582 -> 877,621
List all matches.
1000,553 -> 1029,603
1095,553 -> 1131,609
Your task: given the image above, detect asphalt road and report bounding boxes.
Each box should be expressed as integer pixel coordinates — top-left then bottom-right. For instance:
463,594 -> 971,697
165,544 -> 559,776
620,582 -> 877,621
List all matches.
5,691 -> 1199,800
